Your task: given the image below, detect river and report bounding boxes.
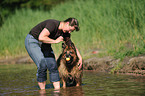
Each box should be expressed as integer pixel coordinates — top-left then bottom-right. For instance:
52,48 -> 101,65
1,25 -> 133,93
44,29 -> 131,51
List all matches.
0,64 -> 145,96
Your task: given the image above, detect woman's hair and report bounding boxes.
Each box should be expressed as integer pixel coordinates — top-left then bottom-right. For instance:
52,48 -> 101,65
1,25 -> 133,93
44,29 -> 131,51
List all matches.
64,17 -> 80,31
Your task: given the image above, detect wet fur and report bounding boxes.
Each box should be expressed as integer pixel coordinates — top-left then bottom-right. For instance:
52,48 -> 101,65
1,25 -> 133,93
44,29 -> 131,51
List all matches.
57,42 -> 83,88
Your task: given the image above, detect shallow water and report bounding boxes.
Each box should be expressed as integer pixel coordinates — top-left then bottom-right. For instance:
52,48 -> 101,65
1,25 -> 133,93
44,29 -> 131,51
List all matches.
0,64 -> 145,96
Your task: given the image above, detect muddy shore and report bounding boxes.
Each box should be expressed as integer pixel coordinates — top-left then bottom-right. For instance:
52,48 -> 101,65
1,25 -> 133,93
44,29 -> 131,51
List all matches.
0,55 -> 145,76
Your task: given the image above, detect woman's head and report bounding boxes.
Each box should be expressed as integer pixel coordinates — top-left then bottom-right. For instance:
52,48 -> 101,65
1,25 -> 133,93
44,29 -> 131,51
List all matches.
64,17 -> 80,31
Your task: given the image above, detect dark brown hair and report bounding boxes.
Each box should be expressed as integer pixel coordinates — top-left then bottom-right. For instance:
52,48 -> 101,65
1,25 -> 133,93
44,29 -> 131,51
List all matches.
64,17 -> 80,31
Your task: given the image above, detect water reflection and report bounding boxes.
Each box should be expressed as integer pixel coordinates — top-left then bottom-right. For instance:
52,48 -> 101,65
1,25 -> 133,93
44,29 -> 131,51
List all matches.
52,89 -> 60,96
39,90 -> 46,96
60,86 -> 84,96
38,86 -> 84,96
0,64 -> 145,96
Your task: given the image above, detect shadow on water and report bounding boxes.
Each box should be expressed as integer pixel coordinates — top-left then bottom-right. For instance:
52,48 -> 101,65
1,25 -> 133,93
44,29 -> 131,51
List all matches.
0,64 -> 145,96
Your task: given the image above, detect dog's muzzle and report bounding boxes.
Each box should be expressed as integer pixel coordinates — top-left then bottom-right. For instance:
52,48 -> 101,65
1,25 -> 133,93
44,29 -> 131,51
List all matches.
66,57 -> 70,61
65,55 -> 73,64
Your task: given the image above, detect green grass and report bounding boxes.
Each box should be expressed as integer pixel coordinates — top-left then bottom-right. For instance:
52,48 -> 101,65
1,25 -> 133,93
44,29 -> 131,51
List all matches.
0,0 -> 145,59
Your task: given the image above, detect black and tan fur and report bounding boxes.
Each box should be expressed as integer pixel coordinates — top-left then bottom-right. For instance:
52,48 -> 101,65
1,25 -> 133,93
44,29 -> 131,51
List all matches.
57,42 -> 83,88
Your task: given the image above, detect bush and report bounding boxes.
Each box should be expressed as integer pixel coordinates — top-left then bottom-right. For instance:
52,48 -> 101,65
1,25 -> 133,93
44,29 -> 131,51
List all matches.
0,0 -> 145,59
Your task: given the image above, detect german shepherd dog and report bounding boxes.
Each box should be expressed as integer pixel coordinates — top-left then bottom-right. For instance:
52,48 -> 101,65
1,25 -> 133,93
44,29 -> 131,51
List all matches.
57,42 -> 83,88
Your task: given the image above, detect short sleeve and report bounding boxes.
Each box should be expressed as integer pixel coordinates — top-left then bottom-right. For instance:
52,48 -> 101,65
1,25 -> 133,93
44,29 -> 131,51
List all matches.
45,22 -> 56,33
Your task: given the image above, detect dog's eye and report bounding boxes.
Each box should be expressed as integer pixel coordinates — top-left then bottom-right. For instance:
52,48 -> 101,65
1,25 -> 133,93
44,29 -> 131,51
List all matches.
70,51 -> 74,54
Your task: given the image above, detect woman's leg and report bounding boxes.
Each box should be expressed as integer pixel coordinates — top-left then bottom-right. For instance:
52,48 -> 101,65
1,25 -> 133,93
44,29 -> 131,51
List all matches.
38,81 -> 46,90
25,34 -> 47,90
53,81 -> 60,89
45,58 -> 60,89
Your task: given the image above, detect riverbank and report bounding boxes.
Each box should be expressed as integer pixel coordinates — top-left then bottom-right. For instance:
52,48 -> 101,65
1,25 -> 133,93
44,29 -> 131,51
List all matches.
0,55 -> 145,76
83,56 -> 145,76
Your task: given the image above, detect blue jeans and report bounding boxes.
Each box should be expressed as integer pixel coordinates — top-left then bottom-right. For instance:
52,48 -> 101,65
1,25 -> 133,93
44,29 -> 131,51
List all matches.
25,34 -> 60,82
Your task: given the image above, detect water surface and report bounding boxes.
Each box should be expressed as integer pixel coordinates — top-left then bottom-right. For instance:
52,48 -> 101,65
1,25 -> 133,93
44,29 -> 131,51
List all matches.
0,64 -> 145,96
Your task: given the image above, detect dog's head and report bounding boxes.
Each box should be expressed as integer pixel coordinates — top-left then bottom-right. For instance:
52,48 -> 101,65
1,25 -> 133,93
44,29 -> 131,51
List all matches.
62,43 -> 78,65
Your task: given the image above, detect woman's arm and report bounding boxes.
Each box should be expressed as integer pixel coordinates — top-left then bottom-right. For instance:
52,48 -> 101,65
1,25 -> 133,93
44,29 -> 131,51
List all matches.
38,28 -> 63,44
76,47 -> 83,70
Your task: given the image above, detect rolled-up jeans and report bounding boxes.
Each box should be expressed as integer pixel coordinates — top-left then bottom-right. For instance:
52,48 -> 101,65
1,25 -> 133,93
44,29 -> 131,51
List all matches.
25,34 -> 60,82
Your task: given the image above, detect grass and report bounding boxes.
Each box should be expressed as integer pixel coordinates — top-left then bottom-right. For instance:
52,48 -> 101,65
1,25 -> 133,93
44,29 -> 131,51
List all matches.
0,0 -> 145,60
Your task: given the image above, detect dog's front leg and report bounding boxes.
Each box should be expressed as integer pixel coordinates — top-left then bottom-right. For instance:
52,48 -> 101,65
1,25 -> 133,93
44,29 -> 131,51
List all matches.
62,78 -> 66,88
76,78 -> 82,86
76,82 -> 81,86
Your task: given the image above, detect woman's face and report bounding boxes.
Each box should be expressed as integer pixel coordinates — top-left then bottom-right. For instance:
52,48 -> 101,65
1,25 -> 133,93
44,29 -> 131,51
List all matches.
63,22 -> 75,33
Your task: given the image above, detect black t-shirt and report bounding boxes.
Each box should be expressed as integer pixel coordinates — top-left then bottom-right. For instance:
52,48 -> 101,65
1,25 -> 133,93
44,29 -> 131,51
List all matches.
29,19 -> 70,41
29,19 -> 71,57
29,19 -> 63,40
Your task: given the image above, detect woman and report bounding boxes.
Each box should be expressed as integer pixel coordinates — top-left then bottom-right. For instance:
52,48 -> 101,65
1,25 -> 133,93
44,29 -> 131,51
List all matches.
25,17 -> 82,90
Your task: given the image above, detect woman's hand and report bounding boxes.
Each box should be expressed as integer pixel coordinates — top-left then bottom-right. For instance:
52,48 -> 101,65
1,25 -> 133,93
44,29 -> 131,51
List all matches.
55,36 -> 64,43
78,58 -> 83,70
76,47 -> 83,70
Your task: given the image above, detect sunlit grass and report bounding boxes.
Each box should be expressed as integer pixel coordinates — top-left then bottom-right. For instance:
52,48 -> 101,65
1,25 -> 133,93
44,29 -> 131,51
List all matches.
0,0 -> 145,59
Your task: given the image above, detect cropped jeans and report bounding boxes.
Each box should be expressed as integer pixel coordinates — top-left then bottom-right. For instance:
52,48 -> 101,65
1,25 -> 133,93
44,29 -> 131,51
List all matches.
25,34 -> 60,82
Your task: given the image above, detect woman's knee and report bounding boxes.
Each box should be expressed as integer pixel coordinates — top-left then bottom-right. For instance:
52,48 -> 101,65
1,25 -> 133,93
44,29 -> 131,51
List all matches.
42,58 -> 60,82
39,58 -> 47,68
45,58 -> 58,72
37,58 -> 48,82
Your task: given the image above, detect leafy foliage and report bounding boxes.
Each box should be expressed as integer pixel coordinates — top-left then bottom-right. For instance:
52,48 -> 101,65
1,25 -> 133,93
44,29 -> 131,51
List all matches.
0,0 -> 66,27
0,0 -> 145,60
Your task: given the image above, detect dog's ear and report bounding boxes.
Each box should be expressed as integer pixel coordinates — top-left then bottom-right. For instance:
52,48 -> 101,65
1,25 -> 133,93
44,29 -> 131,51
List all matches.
62,43 -> 66,48
71,42 -> 75,49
